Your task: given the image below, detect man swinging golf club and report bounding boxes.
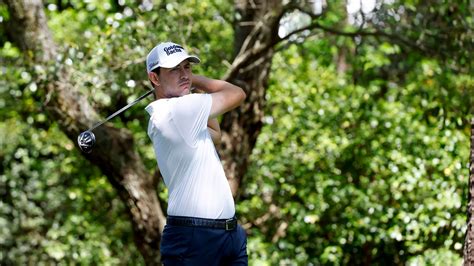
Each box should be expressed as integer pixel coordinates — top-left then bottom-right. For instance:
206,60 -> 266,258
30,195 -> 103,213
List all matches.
145,42 -> 247,265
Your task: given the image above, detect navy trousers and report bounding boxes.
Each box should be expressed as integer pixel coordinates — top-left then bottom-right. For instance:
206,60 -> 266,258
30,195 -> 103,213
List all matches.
160,218 -> 248,265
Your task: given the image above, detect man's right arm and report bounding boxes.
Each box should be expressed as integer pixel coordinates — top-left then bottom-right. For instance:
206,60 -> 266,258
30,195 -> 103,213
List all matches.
191,75 -> 246,119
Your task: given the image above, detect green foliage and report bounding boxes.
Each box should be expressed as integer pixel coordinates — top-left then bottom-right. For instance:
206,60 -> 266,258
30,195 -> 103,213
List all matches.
0,117 -> 142,264
1,0 -> 234,264
1,0 -> 473,264
0,34 -> 142,263
407,248 -> 463,265
240,35 -> 472,264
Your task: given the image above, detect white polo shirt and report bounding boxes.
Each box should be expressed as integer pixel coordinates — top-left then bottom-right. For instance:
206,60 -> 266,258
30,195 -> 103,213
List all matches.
145,93 -> 235,219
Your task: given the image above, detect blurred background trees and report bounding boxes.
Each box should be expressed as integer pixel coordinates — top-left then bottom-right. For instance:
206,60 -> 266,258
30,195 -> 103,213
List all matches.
0,0 -> 472,264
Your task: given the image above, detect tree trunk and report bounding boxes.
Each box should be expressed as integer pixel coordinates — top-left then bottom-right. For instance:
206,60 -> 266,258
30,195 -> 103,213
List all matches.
4,0 -> 56,62
4,0 -> 165,264
5,0 -> 288,263
220,0 -> 284,196
464,118 -> 474,265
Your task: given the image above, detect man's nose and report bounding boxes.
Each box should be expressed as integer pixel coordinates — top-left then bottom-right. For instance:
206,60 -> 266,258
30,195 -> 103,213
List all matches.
178,66 -> 188,78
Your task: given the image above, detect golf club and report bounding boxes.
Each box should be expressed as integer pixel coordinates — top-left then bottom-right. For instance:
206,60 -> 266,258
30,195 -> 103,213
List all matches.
77,89 -> 154,153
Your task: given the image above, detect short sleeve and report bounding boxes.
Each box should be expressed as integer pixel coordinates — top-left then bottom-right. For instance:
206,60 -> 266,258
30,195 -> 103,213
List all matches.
170,94 -> 212,146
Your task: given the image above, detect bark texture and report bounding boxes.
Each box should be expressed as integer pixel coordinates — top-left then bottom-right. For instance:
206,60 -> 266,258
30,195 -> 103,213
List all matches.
4,0 -> 288,263
220,0 -> 284,196
4,0 -> 165,264
5,0 -> 56,62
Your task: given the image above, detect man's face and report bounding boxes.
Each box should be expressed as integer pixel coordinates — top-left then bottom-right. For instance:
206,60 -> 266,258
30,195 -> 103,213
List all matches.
158,60 -> 193,98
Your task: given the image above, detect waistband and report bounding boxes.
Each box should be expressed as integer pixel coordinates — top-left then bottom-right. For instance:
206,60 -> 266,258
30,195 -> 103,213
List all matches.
166,216 -> 238,231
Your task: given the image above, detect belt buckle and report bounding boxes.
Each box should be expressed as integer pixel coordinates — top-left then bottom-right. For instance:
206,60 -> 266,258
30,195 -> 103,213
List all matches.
225,218 -> 236,231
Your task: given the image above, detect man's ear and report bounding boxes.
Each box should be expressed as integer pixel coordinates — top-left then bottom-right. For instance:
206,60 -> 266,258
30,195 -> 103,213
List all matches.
148,72 -> 160,87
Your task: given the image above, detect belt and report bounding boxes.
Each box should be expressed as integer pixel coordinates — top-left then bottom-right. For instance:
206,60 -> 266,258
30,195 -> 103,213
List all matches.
166,216 -> 238,231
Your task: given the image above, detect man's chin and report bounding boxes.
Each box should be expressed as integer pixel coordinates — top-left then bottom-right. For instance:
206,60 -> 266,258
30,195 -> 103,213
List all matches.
180,87 -> 191,96
179,84 -> 191,94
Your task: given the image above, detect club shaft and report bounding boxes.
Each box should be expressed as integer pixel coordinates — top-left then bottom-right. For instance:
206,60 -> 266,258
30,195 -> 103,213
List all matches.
88,89 -> 154,131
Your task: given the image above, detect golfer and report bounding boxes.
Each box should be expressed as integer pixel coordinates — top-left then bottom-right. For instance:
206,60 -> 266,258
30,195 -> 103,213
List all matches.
145,42 -> 248,265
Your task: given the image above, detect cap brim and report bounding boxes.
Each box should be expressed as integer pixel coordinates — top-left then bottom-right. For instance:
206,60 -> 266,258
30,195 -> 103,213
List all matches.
160,54 -> 201,69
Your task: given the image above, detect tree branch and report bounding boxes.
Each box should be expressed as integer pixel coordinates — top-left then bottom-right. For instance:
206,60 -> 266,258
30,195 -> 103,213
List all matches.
225,16 -> 434,82
4,0 -> 166,263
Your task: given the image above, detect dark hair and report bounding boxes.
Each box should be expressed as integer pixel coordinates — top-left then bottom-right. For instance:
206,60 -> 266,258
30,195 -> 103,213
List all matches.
152,67 -> 160,75
149,67 -> 160,91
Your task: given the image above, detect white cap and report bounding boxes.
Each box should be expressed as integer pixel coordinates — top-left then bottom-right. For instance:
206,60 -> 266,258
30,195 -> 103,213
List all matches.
146,42 -> 200,73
